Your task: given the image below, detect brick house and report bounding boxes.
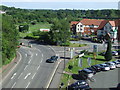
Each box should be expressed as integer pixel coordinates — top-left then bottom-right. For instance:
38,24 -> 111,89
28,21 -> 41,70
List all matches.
70,21 -> 79,34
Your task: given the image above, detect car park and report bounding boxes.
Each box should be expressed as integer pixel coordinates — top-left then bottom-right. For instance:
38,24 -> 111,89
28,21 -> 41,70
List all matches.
46,56 -> 58,63
105,62 -> 116,70
91,65 -> 101,72
67,80 -> 91,90
78,68 -> 94,78
99,64 -> 110,71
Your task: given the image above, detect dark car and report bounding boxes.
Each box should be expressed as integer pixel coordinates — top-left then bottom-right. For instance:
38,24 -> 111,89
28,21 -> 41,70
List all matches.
78,68 -> 94,78
86,67 -> 96,75
91,65 -> 101,72
67,80 -> 91,90
46,56 -> 58,63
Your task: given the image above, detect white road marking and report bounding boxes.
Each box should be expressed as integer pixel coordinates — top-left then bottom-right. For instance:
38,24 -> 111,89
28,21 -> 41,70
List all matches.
2,51 -> 22,82
36,53 -> 38,56
24,73 -> 31,79
28,59 -> 32,64
42,54 -> 43,57
11,82 -> 16,88
11,73 -> 17,79
37,65 -> 40,70
26,82 -> 30,88
25,54 -> 27,57
18,73 -> 23,79
24,65 -> 28,70
32,73 -> 36,79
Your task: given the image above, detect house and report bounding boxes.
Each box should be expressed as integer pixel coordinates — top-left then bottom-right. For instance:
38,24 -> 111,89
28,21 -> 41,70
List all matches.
0,10 -> 6,14
70,21 -> 79,34
75,19 -> 104,36
97,20 -> 119,41
40,29 -> 50,32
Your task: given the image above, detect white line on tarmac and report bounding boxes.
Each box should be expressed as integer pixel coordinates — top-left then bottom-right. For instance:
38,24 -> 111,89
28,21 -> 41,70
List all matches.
28,59 -> 32,64
25,54 -> 27,57
24,65 -> 28,70
2,51 -> 22,83
11,82 -> 16,88
26,82 -> 30,88
18,73 -> 23,79
11,73 -> 17,79
32,73 -> 36,79
36,53 -> 38,56
37,65 -> 40,70
24,73 -> 31,79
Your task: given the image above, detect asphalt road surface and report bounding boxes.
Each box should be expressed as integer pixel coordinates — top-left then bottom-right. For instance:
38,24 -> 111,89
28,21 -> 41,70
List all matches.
90,68 -> 120,88
2,39 -> 58,88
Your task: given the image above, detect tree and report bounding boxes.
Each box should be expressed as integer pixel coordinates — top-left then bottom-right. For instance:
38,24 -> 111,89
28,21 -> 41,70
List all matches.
104,33 -> 112,61
2,15 -> 19,65
49,19 -> 70,45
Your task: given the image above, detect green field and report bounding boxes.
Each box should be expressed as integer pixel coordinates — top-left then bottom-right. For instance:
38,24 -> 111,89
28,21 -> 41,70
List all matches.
60,53 -> 116,88
19,22 -> 52,38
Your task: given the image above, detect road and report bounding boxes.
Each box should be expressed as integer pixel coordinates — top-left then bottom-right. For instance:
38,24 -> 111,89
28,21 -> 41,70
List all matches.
2,39 -> 57,88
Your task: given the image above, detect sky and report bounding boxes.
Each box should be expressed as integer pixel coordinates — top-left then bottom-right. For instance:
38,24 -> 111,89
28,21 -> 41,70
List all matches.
1,0 -> 120,10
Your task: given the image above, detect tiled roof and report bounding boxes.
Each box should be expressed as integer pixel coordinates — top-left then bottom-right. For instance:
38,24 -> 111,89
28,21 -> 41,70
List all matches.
70,21 -> 79,25
80,19 -> 104,26
109,20 -> 120,27
98,20 -> 108,30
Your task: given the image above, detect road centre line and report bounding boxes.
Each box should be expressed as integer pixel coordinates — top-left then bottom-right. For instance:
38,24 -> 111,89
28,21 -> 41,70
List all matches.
32,73 -> 36,79
37,65 -> 40,70
24,65 -> 28,70
26,82 -> 30,88
18,73 -> 23,79
11,82 -> 16,88
11,73 -> 17,79
28,59 -> 32,64
24,73 -> 31,79
36,53 -> 38,56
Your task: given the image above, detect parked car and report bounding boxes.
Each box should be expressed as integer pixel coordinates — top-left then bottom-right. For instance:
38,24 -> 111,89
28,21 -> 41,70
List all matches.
99,64 -> 110,71
67,80 -> 91,90
112,61 -> 120,68
91,65 -> 101,72
105,62 -> 116,69
101,51 -> 118,56
112,51 -> 118,56
86,67 -> 96,75
78,68 -> 94,78
46,56 -> 58,63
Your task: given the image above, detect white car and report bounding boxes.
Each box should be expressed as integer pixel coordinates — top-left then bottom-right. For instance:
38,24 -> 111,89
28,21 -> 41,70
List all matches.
105,62 -> 116,69
112,61 -> 120,68
112,51 -> 118,56
99,64 -> 110,71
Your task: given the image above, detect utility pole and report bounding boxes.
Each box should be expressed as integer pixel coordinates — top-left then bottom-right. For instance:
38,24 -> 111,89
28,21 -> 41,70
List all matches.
64,46 -> 66,69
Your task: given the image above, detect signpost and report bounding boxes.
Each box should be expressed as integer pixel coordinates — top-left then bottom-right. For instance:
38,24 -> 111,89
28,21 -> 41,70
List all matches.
78,58 -> 82,67
87,57 -> 91,66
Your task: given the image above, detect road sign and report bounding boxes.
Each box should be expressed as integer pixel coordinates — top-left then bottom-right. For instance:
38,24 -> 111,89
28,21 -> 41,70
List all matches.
70,49 -> 73,59
93,45 -> 98,53
87,57 -> 91,66
78,58 -> 82,67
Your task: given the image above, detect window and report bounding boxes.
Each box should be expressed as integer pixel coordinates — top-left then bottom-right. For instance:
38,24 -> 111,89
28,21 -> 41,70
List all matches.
78,25 -> 79,27
80,25 -> 83,27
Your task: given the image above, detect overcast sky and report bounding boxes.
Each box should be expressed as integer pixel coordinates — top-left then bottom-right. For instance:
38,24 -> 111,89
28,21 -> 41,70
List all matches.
1,0 -> 120,10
